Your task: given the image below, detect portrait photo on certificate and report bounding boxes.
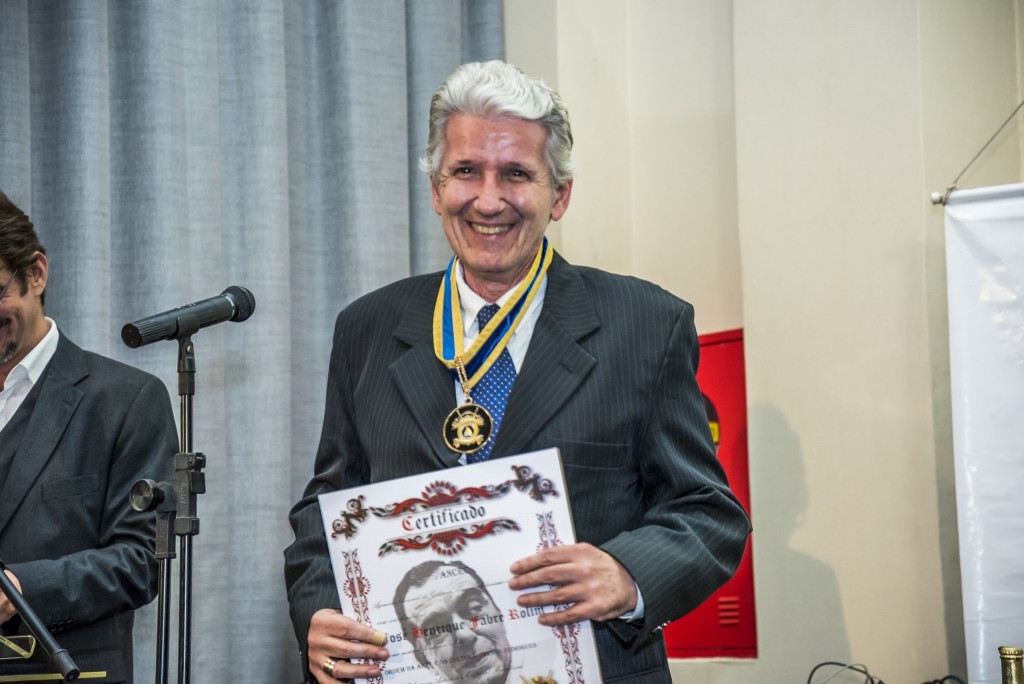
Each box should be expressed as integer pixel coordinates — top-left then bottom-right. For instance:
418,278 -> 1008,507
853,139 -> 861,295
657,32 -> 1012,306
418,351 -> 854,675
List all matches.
318,447 -> 602,684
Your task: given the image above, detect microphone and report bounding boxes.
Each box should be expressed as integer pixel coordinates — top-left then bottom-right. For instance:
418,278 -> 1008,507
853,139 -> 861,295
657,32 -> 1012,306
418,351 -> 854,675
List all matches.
121,286 -> 256,348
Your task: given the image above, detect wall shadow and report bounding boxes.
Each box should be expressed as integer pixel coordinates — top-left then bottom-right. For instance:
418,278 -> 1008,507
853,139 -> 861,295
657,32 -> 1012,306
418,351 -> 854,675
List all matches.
749,402 -> 851,679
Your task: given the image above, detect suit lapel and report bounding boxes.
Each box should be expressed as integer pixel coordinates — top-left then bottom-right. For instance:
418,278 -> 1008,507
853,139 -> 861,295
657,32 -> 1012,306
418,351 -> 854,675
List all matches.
390,276 -> 464,469
0,336 -> 86,534
493,255 -> 599,457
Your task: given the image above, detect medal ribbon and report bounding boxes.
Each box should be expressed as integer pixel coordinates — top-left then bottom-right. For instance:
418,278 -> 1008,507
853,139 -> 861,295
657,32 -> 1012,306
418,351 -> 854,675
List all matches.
434,238 -> 552,391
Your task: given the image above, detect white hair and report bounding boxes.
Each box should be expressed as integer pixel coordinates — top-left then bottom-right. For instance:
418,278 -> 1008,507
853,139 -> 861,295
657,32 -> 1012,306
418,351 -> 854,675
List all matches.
420,60 -> 574,188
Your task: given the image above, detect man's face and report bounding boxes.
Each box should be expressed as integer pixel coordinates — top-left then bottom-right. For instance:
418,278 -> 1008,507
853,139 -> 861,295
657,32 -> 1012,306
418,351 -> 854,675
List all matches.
0,255 -> 48,377
405,567 -> 511,684
431,113 -> 572,302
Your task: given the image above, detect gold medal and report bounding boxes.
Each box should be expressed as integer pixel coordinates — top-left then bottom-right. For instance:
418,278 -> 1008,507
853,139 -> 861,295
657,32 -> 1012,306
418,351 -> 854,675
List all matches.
443,356 -> 494,454
443,402 -> 494,454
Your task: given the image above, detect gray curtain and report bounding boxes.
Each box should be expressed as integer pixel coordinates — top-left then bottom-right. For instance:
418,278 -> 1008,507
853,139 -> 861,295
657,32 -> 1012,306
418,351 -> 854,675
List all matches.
0,0 -> 503,680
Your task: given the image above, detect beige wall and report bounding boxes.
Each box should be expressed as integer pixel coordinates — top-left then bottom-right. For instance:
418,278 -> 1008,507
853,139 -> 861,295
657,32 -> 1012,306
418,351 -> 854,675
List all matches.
505,1 -> 1024,682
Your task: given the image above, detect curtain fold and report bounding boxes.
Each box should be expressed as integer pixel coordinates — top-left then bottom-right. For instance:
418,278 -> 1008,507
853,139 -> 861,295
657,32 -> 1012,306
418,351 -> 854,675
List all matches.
0,1 -> 503,680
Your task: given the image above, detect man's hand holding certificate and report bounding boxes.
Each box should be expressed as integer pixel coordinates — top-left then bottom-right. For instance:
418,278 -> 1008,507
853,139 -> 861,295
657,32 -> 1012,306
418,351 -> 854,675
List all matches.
509,542 -> 639,627
317,448 -> 602,684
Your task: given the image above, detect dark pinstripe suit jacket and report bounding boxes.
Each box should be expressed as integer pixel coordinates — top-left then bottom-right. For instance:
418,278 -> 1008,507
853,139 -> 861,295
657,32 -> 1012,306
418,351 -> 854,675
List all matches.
285,253 -> 750,683
0,334 -> 176,683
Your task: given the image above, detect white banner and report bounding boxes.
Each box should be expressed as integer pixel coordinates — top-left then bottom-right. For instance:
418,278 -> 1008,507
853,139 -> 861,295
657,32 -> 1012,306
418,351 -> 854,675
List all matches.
944,183 -> 1024,684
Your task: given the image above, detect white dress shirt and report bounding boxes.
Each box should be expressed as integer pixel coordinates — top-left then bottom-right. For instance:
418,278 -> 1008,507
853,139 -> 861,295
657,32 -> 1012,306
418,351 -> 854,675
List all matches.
0,317 -> 58,432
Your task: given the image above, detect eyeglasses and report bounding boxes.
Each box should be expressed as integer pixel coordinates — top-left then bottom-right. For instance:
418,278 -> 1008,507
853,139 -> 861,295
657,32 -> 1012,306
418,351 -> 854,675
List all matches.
0,268 -> 20,301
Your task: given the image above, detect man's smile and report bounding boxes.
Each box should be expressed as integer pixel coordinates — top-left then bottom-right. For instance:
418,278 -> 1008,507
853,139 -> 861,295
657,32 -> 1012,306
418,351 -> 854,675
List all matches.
468,221 -> 513,236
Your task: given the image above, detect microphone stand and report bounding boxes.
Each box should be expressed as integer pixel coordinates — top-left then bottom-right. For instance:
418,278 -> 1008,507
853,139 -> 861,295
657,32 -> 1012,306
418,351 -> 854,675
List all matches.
172,335 -> 204,684
123,291 -> 254,683
131,329 -> 206,684
0,560 -> 80,681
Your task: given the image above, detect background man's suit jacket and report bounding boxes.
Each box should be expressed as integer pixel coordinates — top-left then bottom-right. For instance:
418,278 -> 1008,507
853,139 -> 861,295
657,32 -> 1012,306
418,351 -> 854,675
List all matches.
0,334 -> 176,683
286,253 -> 751,683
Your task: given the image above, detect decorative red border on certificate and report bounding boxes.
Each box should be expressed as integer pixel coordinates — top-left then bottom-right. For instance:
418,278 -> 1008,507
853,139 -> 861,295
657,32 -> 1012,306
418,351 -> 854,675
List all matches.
536,511 -> 586,683
341,549 -> 384,684
329,464 -> 559,553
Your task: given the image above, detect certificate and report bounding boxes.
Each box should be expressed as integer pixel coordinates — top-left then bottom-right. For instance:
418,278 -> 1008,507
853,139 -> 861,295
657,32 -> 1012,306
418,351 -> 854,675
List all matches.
318,447 -> 602,684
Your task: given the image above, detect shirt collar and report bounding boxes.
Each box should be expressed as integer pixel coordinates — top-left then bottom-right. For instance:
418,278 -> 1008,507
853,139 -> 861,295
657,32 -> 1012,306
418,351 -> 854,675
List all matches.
455,264 -> 521,335
13,317 -> 60,386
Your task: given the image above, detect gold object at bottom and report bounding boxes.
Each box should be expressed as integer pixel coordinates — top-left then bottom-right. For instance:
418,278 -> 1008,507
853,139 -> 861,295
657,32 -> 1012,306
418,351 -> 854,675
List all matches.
0,673 -> 107,682
322,656 -> 337,677
0,635 -> 35,661
1000,646 -> 1024,684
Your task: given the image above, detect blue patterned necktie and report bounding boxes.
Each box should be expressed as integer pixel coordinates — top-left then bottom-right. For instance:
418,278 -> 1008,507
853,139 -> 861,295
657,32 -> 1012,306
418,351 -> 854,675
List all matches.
467,304 -> 518,463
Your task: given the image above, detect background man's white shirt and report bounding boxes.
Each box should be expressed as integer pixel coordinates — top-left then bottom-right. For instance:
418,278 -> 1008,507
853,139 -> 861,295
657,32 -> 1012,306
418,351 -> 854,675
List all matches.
0,317 -> 57,432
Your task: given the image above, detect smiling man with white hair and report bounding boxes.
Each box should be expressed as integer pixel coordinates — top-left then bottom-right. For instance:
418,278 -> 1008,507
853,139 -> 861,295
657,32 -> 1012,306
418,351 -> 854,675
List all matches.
285,60 -> 751,684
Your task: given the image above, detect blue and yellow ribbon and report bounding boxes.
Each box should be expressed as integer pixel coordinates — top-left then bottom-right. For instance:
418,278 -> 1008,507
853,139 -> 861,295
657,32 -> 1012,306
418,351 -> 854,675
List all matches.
434,238 -> 553,390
